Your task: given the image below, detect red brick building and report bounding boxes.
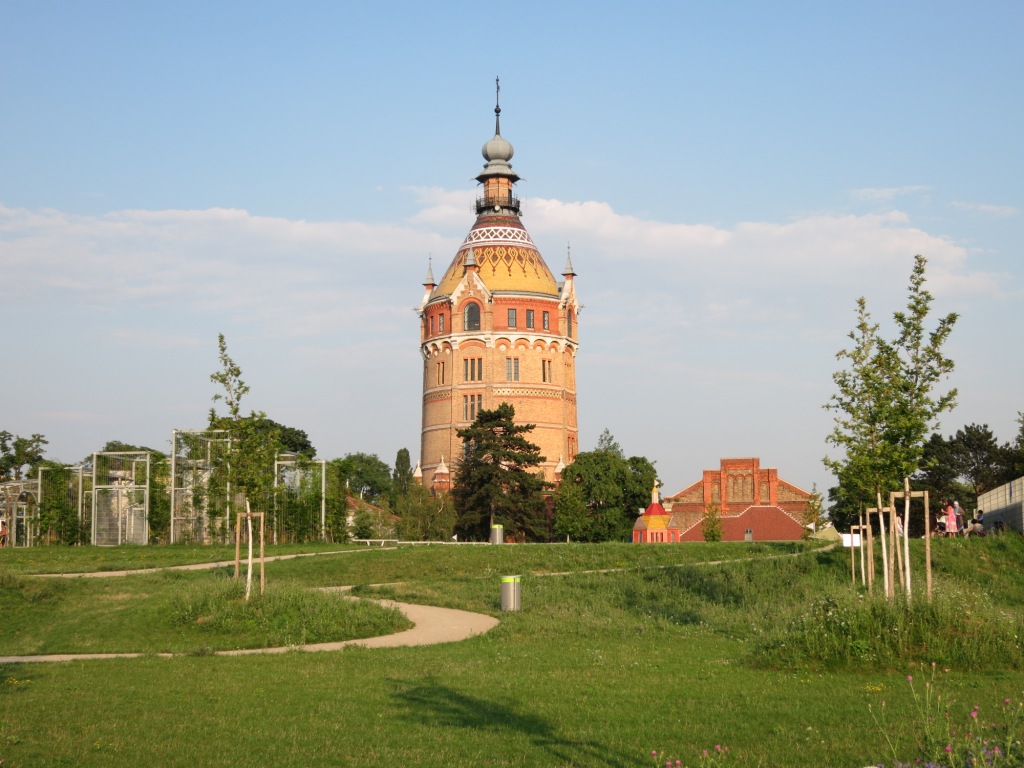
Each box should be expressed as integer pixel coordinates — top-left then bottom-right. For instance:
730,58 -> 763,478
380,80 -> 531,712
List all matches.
633,458 -> 813,543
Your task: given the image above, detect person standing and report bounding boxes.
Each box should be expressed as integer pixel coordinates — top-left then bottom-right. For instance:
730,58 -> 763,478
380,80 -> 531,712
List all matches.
953,501 -> 965,536
944,500 -> 959,537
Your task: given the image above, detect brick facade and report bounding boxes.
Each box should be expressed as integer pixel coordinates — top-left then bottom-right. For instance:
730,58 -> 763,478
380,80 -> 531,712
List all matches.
634,458 -> 813,543
418,101 -> 579,488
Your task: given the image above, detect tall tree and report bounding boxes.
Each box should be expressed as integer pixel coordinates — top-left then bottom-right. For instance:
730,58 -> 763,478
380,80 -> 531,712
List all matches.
552,477 -> 590,541
876,254 -> 958,480
553,449 -> 657,541
825,255 -> 957,519
255,419 -> 315,458
915,423 -> 1022,512
595,428 -> 624,458
331,452 -> 393,507
396,483 -> 456,541
208,334 -> 279,519
914,432 -> 968,513
391,447 -> 413,506
1008,412 -> 1024,480
0,431 -> 48,480
452,403 -> 548,541
949,424 -> 1008,499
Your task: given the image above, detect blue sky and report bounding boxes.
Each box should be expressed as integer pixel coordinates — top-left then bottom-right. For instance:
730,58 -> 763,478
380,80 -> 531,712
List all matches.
2,1 -> 1022,501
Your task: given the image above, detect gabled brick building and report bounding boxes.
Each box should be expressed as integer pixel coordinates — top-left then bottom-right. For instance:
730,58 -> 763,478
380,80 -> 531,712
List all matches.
633,458 -> 813,543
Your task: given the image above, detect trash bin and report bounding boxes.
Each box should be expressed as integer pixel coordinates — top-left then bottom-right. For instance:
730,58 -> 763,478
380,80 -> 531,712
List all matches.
500,575 -> 521,611
490,524 -> 504,544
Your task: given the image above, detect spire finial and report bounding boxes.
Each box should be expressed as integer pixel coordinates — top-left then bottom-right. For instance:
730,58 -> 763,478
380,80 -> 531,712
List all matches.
563,243 -> 576,276
494,76 -> 501,135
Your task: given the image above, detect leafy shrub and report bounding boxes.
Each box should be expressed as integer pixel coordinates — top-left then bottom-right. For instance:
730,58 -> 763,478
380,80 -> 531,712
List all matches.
752,587 -> 1024,669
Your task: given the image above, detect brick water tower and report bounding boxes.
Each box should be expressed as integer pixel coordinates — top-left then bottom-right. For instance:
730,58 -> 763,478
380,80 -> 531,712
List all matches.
417,83 -> 580,489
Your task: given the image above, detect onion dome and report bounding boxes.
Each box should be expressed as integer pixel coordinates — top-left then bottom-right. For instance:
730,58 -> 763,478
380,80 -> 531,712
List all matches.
476,78 -> 519,183
478,132 -> 518,182
430,79 -> 557,299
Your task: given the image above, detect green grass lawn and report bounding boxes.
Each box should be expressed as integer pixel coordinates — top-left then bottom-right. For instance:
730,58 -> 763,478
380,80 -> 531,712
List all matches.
0,541 -> 361,575
1,538 -> 1022,767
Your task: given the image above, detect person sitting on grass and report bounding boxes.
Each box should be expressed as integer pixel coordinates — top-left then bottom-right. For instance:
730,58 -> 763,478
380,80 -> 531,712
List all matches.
965,518 -> 985,537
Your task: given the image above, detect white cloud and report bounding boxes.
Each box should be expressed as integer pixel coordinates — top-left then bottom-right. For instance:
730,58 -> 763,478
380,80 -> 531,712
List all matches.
3,197 -> 1004,347
950,201 -> 1019,218
849,186 -> 931,203
2,196 -> 1017,494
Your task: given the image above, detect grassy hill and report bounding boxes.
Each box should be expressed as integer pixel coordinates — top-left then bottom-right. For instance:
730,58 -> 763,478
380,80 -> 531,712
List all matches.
1,537 -> 1022,767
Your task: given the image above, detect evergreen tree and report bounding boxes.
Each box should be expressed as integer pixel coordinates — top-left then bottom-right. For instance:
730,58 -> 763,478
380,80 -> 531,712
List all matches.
452,403 -> 548,541
914,423 -> 1022,512
391,447 -> 413,507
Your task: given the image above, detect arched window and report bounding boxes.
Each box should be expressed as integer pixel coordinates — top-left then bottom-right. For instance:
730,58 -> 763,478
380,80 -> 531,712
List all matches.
464,303 -> 481,331
567,311 -> 573,338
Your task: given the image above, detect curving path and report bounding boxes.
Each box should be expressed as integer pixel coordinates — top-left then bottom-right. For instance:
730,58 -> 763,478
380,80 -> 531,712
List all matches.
36,548 -> 396,578
1,543 -> 834,663
1,548 -> 499,663
0,597 -> 499,663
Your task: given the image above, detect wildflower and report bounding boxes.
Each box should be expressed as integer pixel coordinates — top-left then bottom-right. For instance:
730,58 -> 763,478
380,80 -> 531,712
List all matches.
945,746 -> 952,754
907,675 -> 913,682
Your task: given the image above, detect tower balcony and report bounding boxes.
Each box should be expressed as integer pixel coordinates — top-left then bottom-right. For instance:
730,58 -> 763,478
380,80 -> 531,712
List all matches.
475,193 -> 521,214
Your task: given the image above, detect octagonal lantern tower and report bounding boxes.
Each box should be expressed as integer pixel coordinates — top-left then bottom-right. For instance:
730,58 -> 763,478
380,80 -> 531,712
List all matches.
417,83 -> 580,489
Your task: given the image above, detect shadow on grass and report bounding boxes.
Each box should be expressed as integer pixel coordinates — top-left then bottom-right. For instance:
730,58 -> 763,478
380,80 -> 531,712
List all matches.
391,677 -> 634,768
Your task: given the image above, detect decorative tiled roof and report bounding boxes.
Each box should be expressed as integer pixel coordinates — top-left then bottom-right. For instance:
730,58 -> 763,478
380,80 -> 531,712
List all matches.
431,218 -> 558,298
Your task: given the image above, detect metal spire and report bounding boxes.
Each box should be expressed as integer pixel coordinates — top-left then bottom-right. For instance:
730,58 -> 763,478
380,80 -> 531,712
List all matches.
494,76 -> 501,135
563,243 -> 576,276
